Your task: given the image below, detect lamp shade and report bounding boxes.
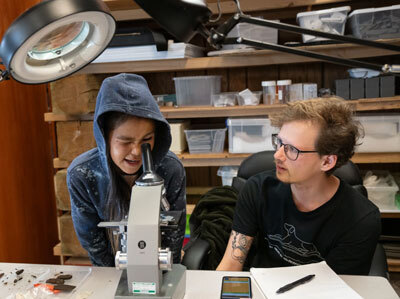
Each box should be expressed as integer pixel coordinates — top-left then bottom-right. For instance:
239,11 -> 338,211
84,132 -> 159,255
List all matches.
0,0 -> 115,84
135,0 -> 211,42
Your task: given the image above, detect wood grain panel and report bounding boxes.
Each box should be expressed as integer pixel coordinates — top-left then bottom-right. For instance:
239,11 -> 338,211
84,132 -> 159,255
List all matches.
0,0 -> 59,264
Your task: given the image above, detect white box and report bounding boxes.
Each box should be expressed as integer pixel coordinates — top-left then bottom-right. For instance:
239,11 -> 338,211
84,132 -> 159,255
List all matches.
170,121 -> 190,153
355,114 -> 400,152
217,166 -> 239,186
348,5 -> 400,40
364,171 -> 399,209
297,6 -> 351,43
227,118 -> 279,153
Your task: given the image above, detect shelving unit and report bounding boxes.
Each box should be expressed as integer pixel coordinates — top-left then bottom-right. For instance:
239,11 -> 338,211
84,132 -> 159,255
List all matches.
46,96 -> 400,167
78,39 -> 400,74
48,0 -> 400,266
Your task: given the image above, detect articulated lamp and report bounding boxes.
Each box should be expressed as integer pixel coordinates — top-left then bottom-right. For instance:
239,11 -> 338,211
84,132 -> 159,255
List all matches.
1,0 -> 400,85
0,0 -> 115,84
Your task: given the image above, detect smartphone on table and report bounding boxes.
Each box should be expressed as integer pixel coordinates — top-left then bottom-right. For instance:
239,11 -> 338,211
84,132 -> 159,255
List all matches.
221,276 -> 252,299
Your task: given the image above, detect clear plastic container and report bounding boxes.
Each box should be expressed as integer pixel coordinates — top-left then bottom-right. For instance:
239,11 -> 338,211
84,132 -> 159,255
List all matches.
227,118 -> 279,153
212,92 -> 238,107
173,76 -> 221,106
262,81 -> 277,105
354,114 -> 400,152
217,166 -> 239,186
277,80 -> 292,104
237,89 -> 262,106
184,128 -> 226,154
296,6 -> 351,43
363,171 -> 399,209
348,5 -> 400,40
222,18 -> 279,50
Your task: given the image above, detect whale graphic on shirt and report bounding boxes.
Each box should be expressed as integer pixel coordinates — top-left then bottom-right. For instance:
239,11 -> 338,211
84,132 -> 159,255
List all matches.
267,223 -> 323,265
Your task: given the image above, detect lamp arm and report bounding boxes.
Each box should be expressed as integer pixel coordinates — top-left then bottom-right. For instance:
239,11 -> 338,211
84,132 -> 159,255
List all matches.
223,37 -> 396,73
209,13 -> 400,74
0,61 -> 10,82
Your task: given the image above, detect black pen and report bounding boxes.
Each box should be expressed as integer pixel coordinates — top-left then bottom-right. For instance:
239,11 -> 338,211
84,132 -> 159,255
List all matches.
276,274 -> 315,294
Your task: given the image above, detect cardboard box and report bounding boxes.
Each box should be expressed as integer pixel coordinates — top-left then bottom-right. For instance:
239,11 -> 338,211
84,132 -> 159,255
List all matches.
50,74 -> 107,115
54,169 -> 71,211
58,213 -> 88,257
56,121 -> 95,162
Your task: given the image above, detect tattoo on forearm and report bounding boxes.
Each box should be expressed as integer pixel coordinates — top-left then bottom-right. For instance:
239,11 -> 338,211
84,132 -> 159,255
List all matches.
231,231 -> 249,264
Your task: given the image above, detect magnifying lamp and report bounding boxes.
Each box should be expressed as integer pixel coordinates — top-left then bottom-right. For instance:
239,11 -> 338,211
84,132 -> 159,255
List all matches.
0,0 -> 115,84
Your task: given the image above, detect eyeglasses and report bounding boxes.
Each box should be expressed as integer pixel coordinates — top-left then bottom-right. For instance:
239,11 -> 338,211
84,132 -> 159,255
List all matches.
272,134 -> 318,161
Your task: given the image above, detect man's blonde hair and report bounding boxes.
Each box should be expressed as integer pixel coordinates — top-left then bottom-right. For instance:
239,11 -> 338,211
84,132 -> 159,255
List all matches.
269,97 -> 363,174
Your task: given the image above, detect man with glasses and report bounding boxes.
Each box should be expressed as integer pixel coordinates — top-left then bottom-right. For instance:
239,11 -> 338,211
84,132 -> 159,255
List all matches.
217,98 -> 380,275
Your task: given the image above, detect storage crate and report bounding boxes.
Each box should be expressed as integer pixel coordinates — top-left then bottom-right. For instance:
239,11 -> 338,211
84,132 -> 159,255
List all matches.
364,171 -> 399,209
227,118 -> 278,153
355,114 -> 400,152
348,5 -> 400,40
173,76 -> 221,106
184,128 -> 226,154
297,6 -> 351,43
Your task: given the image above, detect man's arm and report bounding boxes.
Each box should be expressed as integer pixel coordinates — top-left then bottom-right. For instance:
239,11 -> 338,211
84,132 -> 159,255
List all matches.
216,230 -> 254,271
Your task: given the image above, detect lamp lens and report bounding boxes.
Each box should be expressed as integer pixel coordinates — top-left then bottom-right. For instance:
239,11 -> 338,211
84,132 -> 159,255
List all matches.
28,21 -> 90,61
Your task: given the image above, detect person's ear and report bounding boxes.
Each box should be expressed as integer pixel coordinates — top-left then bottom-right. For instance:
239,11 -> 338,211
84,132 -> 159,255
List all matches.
320,154 -> 337,172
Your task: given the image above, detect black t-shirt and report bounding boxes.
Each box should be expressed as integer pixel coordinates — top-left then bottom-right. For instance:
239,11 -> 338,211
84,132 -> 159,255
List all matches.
232,170 -> 381,275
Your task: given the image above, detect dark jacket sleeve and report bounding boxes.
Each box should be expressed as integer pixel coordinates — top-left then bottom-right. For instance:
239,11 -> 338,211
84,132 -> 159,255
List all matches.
67,167 -> 114,267
325,208 -> 381,275
162,155 -> 187,263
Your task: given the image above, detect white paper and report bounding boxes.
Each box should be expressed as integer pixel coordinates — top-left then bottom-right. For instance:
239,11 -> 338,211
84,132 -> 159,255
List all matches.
250,261 -> 362,299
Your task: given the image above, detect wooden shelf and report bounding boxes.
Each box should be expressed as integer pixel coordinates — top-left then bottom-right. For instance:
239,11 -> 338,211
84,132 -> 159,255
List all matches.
103,0 -> 351,21
78,39 -> 400,74
53,151 -> 400,169
44,96 -> 400,122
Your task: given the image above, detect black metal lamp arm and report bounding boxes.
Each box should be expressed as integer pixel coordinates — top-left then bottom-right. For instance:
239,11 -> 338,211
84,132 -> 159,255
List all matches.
209,13 -> 400,74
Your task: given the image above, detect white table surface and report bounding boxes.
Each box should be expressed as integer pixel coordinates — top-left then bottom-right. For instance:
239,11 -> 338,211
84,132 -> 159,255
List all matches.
0,263 -> 398,298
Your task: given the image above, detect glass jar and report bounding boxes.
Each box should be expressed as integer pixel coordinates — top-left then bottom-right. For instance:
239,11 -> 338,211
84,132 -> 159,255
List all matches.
277,80 -> 292,104
261,81 -> 276,105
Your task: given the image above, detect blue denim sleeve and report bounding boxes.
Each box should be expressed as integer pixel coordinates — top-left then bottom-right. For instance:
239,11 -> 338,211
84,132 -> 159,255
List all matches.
67,168 -> 114,267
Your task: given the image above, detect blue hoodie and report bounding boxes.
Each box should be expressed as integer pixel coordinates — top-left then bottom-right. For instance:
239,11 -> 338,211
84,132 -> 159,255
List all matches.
67,74 -> 186,266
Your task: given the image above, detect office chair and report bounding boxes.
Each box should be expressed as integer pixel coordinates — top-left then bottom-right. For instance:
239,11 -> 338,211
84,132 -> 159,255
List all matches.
182,151 -> 389,278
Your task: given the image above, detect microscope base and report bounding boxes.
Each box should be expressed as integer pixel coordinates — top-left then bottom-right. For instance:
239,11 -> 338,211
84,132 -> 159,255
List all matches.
115,264 -> 186,299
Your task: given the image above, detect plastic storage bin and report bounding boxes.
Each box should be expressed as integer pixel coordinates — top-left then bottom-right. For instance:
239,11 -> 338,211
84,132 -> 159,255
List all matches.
363,171 -> 399,209
237,90 -> 262,106
347,5 -> 400,40
217,166 -> 239,186
297,6 -> 351,43
173,76 -> 221,106
355,114 -> 400,152
184,128 -> 226,154
212,92 -> 237,107
227,118 -> 279,153
222,19 -> 279,50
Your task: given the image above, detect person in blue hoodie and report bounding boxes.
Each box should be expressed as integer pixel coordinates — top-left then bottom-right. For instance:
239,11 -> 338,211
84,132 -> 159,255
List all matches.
67,73 -> 186,267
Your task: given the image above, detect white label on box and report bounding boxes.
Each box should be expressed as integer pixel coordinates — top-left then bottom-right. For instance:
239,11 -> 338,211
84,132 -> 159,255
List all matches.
132,282 -> 156,294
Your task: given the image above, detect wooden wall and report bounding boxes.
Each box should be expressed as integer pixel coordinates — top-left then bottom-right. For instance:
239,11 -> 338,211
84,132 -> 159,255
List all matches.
0,1 -> 59,264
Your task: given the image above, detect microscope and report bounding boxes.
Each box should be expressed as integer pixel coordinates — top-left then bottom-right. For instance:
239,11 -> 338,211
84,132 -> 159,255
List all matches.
98,143 -> 186,298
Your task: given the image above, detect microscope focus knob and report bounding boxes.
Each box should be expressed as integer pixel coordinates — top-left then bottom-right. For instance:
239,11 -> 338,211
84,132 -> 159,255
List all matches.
115,251 -> 127,270
158,248 -> 172,271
